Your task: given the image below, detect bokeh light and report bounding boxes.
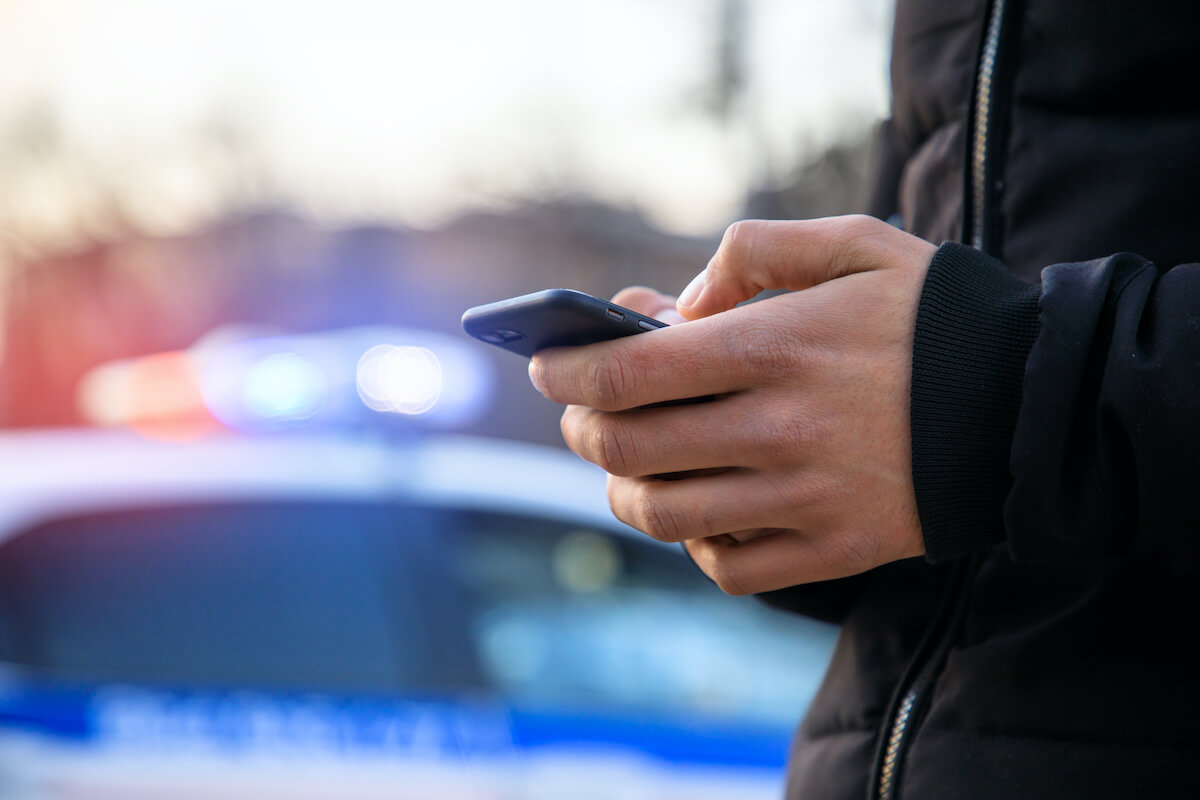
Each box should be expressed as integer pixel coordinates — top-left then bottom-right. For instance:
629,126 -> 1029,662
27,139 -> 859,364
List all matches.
355,344 -> 443,416
240,352 -> 328,422
76,350 -> 218,441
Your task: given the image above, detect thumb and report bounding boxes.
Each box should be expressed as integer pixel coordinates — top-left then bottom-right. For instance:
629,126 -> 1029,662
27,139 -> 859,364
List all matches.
676,215 -> 906,319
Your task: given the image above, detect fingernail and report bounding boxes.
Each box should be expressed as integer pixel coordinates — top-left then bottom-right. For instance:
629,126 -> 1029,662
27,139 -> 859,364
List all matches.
528,358 -> 546,395
677,268 -> 707,308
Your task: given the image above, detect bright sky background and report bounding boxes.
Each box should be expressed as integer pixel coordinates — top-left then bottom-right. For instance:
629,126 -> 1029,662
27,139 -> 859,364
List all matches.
0,0 -> 893,249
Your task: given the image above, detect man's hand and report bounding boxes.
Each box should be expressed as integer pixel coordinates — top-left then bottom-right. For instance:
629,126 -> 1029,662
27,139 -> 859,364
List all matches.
529,215 -> 938,595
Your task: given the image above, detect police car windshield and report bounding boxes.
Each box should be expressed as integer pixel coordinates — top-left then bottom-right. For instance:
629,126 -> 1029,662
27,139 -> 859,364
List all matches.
0,500 -> 833,722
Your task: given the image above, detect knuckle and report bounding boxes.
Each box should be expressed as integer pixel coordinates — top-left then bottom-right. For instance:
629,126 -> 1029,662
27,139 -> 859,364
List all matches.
830,213 -> 880,240
586,352 -> 634,411
590,417 -> 640,476
821,529 -> 882,576
724,219 -> 757,245
782,471 -> 838,512
734,323 -> 795,375
719,220 -> 763,265
842,213 -> 879,234
839,213 -> 891,255
634,487 -> 690,543
780,408 -> 831,452
759,407 -> 829,465
811,215 -> 876,277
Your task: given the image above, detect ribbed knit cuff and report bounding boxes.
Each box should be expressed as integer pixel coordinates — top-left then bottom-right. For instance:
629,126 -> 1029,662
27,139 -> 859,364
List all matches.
912,242 -> 1042,562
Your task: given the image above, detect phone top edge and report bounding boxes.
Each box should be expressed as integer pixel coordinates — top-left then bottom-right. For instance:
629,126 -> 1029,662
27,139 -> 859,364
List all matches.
461,288 -> 584,326
461,288 -> 668,353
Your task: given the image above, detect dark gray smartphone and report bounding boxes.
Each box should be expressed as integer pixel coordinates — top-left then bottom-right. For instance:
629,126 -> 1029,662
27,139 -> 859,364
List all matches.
461,288 -> 667,358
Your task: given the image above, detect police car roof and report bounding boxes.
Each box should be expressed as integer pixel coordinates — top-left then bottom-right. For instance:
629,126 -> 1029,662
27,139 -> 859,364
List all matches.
0,428 -> 636,548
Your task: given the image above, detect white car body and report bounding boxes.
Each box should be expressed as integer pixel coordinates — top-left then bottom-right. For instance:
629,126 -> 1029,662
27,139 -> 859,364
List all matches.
0,428 -> 837,800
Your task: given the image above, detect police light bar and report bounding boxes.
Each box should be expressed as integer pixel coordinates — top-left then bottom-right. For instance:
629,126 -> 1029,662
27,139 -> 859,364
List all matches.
78,324 -> 495,435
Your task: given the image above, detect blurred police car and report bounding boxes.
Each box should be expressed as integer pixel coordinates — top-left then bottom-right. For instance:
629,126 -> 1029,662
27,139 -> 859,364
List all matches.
0,324 -> 838,800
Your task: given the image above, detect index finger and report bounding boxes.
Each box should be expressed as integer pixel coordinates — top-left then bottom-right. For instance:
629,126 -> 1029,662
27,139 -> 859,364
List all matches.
529,313 -> 749,410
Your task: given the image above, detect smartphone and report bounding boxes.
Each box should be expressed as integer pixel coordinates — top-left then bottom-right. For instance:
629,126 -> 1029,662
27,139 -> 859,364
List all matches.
462,288 -> 667,358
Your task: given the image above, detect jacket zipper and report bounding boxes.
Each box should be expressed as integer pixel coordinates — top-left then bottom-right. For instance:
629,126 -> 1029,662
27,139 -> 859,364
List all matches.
872,6 -> 1012,798
969,0 -> 1007,251
877,687 -> 918,798
870,558 -> 974,800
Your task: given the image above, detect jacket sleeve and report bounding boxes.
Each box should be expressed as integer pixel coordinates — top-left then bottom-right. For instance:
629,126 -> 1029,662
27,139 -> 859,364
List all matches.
912,241 -> 1200,570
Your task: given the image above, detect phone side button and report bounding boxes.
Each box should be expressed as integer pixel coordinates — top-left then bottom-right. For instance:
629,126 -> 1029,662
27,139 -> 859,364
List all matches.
637,320 -> 658,331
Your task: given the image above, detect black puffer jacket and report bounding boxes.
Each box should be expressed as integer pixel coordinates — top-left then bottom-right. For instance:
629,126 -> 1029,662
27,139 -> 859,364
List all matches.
762,2 -> 1200,798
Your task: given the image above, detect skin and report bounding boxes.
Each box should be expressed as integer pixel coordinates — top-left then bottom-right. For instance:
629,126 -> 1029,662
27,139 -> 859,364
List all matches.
529,214 -> 939,595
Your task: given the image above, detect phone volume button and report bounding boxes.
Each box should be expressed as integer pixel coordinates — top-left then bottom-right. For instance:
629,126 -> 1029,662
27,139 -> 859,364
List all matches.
637,320 -> 657,331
